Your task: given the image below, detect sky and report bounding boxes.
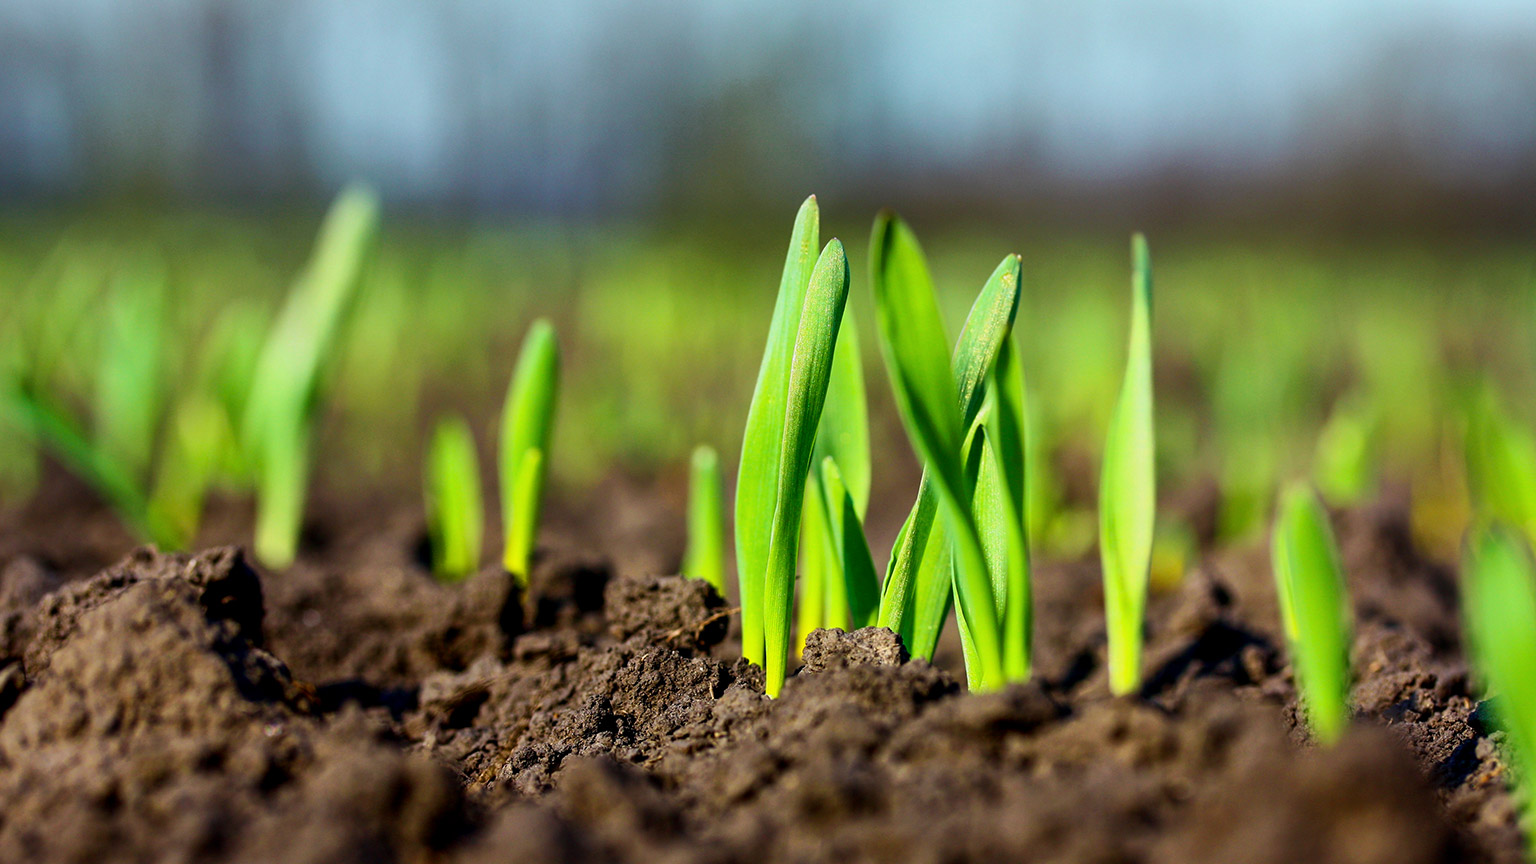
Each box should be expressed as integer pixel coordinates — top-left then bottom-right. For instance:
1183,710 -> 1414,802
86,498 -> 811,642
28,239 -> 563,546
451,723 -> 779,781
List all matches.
1,0 -> 1533,212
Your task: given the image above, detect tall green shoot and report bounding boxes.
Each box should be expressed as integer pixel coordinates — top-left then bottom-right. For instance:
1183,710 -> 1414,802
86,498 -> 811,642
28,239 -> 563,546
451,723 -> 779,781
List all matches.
425,416 -> 485,582
1464,526 -> 1536,863
1271,483 -> 1352,744
797,311 -> 872,647
736,196 -> 821,676
747,238 -> 850,697
243,185 -> 379,568
683,444 -> 726,593
500,319 -> 560,583
870,211 -> 1019,690
1100,233 -> 1155,696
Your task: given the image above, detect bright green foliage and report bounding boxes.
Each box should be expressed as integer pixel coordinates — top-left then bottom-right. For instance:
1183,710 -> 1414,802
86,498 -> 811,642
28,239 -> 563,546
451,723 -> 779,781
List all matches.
1314,392 -> 1378,506
683,444 -> 726,593
736,196 -> 821,673
94,262 -> 167,479
1464,525 -> 1536,862
500,319 -> 560,582
425,416 -> 485,582
1464,388 -> 1536,551
870,210 -> 1020,691
0,383 -> 183,548
244,185 -> 380,568
797,312 -> 872,648
150,394 -> 234,544
1099,233 -> 1155,696
985,336 -> 1032,680
755,240 -> 851,697
813,456 -> 881,629
1271,483 -> 1353,745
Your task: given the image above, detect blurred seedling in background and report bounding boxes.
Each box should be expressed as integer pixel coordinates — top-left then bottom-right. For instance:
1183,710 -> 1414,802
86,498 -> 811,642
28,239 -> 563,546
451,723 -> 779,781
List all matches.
683,444 -> 726,593
1099,234 -> 1155,696
1271,482 -> 1353,745
244,185 -> 380,568
501,318 -> 560,584
424,416 -> 485,582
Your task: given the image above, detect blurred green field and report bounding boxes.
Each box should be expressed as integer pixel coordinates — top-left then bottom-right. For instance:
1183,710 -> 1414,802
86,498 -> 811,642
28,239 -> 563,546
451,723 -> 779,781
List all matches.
1,202 -> 1532,562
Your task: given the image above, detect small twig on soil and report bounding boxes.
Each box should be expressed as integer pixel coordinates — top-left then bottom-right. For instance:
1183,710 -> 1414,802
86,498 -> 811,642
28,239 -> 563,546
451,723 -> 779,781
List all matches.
662,606 -> 738,645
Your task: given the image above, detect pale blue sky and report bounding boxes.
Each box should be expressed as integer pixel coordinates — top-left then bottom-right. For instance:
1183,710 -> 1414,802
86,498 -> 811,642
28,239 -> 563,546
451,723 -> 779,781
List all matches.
1,0 -> 1532,208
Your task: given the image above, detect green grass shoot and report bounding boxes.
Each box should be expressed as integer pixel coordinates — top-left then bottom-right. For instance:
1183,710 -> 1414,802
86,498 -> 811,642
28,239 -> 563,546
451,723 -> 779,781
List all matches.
1271,482 -> 1353,745
1464,386 -> 1536,551
870,210 -> 1020,691
94,261 -> 167,479
1099,232 -> 1155,696
736,196 -> 850,696
425,416 -> 485,582
758,239 -> 850,696
812,455 -> 881,629
243,185 -> 379,568
797,310 -> 871,649
683,444 -> 726,593
500,318 -> 560,583
1464,525 -> 1536,862
736,195 -> 821,678
985,335 -> 1032,680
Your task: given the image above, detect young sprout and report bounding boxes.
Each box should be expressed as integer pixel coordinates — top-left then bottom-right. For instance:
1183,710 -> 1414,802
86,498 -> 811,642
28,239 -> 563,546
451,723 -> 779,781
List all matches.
1464,386 -> 1536,551
1100,233 -> 1155,696
94,261 -> 167,479
1313,392 -> 1378,506
812,455 -> 880,630
985,335 -> 1032,681
683,444 -> 726,593
870,210 -> 1020,690
1271,482 -> 1352,745
736,196 -> 850,696
797,311 -> 871,649
1464,525 -> 1536,862
425,416 -> 485,582
243,185 -> 379,569
500,318 -> 560,583
737,195 -> 819,680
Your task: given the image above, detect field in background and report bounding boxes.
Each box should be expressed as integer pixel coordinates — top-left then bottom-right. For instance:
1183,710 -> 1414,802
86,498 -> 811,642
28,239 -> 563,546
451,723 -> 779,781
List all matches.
1,202 -> 1532,564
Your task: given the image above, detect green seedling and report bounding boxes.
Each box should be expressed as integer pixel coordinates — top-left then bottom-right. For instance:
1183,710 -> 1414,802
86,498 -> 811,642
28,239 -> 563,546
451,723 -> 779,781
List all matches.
0,382 -> 182,548
1314,392 -> 1378,506
1464,386 -> 1536,551
870,210 -> 1021,690
501,318 -> 560,583
149,394 -> 234,544
1271,483 -> 1352,745
797,311 -> 872,648
94,261 -> 167,479
243,185 -> 379,568
683,444 -> 726,593
736,196 -> 850,696
737,196 -> 820,678
1463,525 -> 1536,862
984,335 -> 1032,680
811,455 -> 881,630
425,416 -> 485,582
1100,233 -> 1155,696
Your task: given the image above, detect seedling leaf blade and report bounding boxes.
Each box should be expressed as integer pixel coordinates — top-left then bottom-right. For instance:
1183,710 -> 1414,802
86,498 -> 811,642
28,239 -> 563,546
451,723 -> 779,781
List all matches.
425,416 -> 485,583
1464,525 -> 1536,861
683,444 -> 726,593
500,319 -> 560,581
1100,233 -> 1156,696
737,196 -> 820,668
1271,483 -> 1352,745
760,239 -> 851,696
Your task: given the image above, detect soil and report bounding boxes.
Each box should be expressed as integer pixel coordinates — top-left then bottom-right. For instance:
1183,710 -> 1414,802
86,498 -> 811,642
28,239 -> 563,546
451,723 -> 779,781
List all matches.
0,469 -> 1527,864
